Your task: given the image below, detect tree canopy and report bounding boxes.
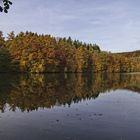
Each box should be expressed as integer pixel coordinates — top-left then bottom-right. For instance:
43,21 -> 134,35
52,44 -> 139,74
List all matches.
0,0 -> 12,13
0,31 -> 140,73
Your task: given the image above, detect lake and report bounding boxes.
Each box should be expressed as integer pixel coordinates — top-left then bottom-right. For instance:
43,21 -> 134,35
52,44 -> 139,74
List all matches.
0,73 -> 140,140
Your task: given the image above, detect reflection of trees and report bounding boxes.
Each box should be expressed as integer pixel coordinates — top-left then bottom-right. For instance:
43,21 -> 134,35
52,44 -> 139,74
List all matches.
0,73 -> 140,112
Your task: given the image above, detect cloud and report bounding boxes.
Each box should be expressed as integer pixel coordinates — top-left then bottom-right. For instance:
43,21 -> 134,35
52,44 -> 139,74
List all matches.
0,0 -> 140,52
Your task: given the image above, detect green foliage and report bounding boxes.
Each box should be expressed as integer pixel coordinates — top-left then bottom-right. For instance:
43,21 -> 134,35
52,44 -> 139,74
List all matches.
0,46 -> 11,72
0,31 -> 19,72
0,31 -> 4,46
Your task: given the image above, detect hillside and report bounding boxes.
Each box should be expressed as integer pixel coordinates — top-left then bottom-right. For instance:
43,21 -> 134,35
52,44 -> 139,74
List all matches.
0,31 -> 140,73
114,50 -> 140,57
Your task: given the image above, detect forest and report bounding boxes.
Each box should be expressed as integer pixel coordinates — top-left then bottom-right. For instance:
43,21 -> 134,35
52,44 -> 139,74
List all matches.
0,31 -> 140,73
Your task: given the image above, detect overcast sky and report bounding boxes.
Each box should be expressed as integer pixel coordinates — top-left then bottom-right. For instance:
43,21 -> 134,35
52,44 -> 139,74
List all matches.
0,0 -> 140,52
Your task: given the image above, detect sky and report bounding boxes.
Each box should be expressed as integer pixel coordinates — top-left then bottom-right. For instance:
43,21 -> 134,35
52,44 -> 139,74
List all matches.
0,0 -> 140,52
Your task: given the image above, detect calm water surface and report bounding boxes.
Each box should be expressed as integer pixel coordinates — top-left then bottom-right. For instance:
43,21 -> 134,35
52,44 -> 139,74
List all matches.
0,73 -> 140,140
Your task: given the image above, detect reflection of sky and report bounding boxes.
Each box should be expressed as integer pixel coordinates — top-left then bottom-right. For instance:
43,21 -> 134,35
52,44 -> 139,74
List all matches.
0,0 -> 140,52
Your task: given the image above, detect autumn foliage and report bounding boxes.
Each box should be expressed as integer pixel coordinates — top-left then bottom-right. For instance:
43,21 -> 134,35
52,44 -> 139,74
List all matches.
0,31 -> 140,73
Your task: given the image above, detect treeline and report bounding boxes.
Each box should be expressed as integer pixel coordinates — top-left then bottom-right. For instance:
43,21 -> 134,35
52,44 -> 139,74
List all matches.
92,52 -> 140,72
0,73 -> 140,112
0,31 -> 140,73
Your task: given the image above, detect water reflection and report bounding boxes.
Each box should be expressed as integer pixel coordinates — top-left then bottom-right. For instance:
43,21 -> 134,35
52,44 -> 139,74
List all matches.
0,73 -> 140,112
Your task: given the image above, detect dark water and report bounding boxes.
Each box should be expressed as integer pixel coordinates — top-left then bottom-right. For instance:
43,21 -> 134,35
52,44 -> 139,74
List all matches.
0,73 -> 140,140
